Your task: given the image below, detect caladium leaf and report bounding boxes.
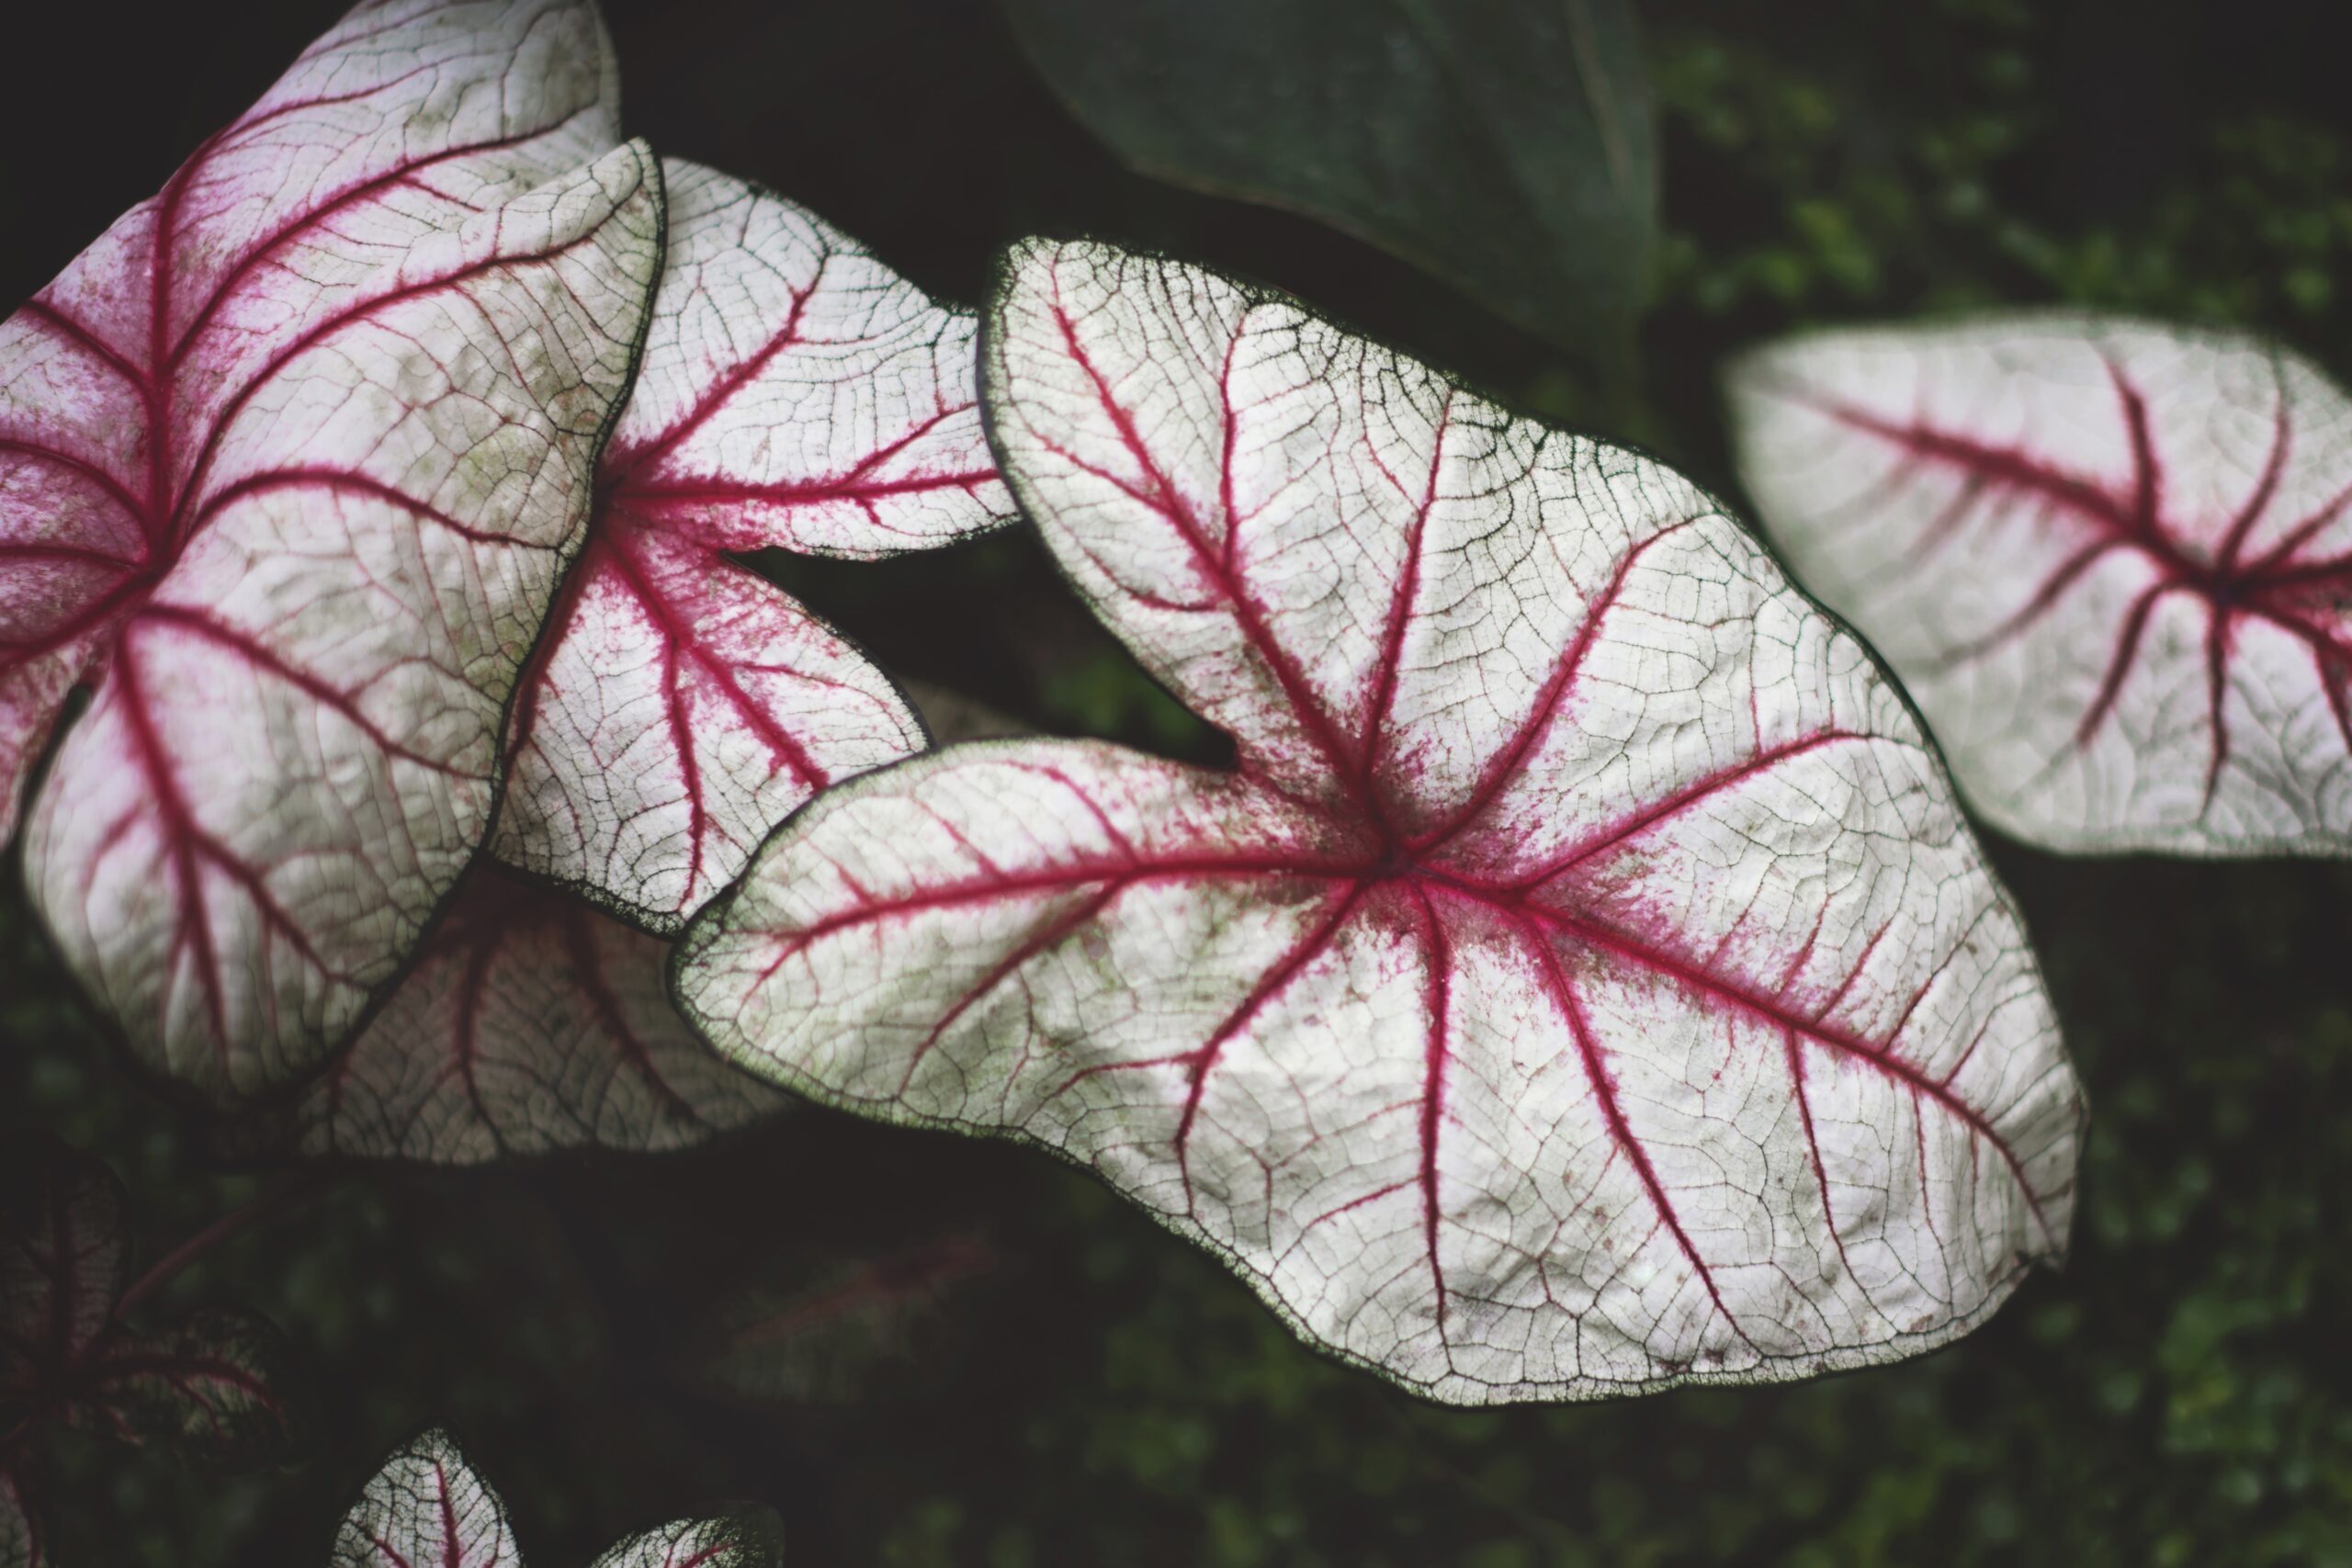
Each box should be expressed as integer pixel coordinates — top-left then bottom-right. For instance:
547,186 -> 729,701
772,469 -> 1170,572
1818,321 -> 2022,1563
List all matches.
493,160 -> 1017,931
996,0 -> 1657,371
332,1429 -> 516,1568
0,0 -> 662,1100
587,1510 -> 784,1568
334,1428 -> 781,1568
290,865 -> 787,1164
68,1308 -> 302,1470
677,240 -> 2086,1405
686,1233 -> 998,1406
1727,316 -> 2352,856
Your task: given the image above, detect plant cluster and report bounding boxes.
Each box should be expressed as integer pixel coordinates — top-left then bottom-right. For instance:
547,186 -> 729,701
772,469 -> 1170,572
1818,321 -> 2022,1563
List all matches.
2,0 -> 2344,1560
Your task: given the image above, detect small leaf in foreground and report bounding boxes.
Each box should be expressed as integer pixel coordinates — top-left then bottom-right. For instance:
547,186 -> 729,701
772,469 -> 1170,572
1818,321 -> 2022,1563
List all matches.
493,160 -> 1018,932
334,1428 -> 780,1568
292,866 -> 788,1165
1728,315 -> 2352,856
678,240 -> 2085,1405
589,1508 -> 785,1568
997,0 -> 1657,370
331,1429 -> 515,1568
1,0 -> 664,1100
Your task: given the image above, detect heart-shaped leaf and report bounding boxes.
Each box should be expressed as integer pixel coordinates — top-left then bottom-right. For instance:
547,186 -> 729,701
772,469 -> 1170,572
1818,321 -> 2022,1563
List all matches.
334,1428 -> 781,1568
68,1308 -> 303,1471
493,160 -> 1016,932
677,241 -> 2085,1404
588,1510 -> 784,1568
332,1429 -> 515,1568
996,0 -> 1657,372
291,866 -> 787,1164
0,0 -> 663,1100
1727,316 -> 2352,855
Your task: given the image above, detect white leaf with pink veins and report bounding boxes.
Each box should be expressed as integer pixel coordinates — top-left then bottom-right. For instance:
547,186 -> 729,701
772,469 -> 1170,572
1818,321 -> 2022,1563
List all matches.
1728,315 -> 2352,855
675,241 -> 2085,1404
493,160 -> 1017,931
332,1429 -> 517,1568
1,0 -> 662,1099
294,865 -> 788,1165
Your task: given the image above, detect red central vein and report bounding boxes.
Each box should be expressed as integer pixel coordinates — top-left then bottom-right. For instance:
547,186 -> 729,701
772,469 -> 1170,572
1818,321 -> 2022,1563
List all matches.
1783,1028 -> 1856,1280
164,117 -> 593,373
1357,391 -> 1453,793
1170,879 -> 1372,1206
2216,400 -> 2293,574
1800,380 -> 2352,780
1505,730 -> 1867,891
131,605 -> 470,778
1408,519 -> 1698,855
612,470 -> 1001,512
1407,882 -> 1453,1317
187,468 -> 558,550
899,882 -> 1129,1096
752,854 -> 1360,987
1513,908 -> 1756,1349
599,518 -> 828,826
6,85 -> 613,714
165,223 -> 617,549
606,271 -> 819,484
1510,896 -> 2052,1248
1045,272 -> 1378,820
434,1460 -> 460,1566
112,646 -> 228,1056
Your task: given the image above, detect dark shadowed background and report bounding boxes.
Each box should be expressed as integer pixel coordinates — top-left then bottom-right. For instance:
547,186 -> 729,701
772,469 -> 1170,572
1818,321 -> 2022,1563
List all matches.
3,1 -> 2349,1562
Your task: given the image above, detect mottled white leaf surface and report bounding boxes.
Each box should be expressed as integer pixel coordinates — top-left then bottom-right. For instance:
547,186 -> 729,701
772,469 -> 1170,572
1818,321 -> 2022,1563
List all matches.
334,1430 -> 778,1568
588,1510 -> 784,1568
332,1429 -> 516,1568
679,241 -> 2084,1404
1728,315 -> 2352,855
0,0 -> 661,1100
493,161 -> 1016,931
294,867 -> 786,1163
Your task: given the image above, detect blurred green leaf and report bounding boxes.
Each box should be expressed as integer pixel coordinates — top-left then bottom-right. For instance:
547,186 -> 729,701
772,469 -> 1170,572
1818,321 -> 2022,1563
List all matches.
997,0 -> 1657,375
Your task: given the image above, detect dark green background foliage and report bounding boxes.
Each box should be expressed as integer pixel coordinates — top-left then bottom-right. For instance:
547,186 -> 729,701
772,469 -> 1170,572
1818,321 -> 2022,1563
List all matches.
4,1 -> 2349,1562
996,0 -> 1656,374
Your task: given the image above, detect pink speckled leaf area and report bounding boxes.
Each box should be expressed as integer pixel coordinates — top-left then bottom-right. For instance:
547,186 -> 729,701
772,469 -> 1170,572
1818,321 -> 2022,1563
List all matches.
1729,315 -> 2352,856
677,241 -> 2086,1404
0,0 -> 662,1100
493,160 -> 1016,932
